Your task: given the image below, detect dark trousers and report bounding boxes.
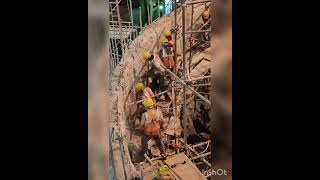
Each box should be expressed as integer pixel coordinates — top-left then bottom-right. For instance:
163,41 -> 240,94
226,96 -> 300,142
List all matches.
141,134 -> 165,156
152,74 -> 165,93
152,74 -> 170,100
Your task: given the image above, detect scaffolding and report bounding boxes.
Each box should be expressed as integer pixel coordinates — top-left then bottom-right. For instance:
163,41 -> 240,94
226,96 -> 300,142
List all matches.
108,0 -> 138,73
179,0 -> 211,150
109,0 -> 214,179
108,0 -> 174,75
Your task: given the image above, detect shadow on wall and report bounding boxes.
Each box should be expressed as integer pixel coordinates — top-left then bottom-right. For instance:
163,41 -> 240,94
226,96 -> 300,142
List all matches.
211,0 -> 232,180
88,0 -> 109,180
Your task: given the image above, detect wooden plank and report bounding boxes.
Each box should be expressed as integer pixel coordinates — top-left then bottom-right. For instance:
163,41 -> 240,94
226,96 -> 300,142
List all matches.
163,153 -> 207,180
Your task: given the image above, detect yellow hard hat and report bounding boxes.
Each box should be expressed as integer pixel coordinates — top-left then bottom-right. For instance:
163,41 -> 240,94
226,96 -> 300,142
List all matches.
164,30 -> 171,37
135,83 -> 144,91
144,51 -> 151,60
155,165 -> 169,179
159,165 -> 169,173
202,10 -> 209,19
161,37 -> 168,44
143,98 -> 155,107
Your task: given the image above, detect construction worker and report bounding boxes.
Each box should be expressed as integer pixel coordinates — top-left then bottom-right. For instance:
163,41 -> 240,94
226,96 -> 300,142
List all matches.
140,98 -> 166,157
201,10 -> 211,41
163,30 -> 175,51
163,30 -> 173,41
135,82 -> 156,103
163,30 -> 175,50
159,37 -> 175,71
144,51 -> 170,100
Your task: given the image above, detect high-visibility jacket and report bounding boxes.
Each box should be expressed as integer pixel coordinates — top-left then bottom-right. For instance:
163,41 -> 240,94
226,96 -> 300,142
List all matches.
159,47 -> 174,69
141,108 -> 163,136
160,45 -> 174,57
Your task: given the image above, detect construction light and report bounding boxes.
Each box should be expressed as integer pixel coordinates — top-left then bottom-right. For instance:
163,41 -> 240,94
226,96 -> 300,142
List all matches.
159,5 -> 164,10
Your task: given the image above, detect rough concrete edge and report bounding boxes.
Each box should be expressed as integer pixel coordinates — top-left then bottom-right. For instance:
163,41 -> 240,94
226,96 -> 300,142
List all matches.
109,14 -> 174,179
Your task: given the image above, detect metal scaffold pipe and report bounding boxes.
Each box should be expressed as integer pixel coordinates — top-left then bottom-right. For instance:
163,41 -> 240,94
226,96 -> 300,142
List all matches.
150,0 -> 153,22
161,64 -> 211,105
185,29 -> 211,34
181,0 -> 187,149
189,4 -> 194,72
158,0 -> 160,18
139,7 -> 142,30
129,0 -> 133,26
128,90 -> 169,105
183,0 -> 212,5
147,5 -> 150,24
173,0 -> 178,74
186,75 -> 211,82
190,152 -> 211,160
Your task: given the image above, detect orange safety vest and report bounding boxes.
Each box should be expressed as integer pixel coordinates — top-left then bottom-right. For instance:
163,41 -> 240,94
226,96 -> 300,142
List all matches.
161,56 -> 174,69
160,42 -> 174,69
143,109 -> 161,136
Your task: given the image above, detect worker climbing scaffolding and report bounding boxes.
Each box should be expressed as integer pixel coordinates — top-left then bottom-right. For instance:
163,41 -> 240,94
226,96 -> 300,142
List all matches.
201,10 -> 211,41
144,51 -> 170,101
159,37 -> 175,71
134,82 -> 157,117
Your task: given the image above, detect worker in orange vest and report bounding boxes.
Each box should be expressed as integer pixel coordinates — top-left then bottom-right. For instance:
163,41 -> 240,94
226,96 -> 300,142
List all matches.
140,98 -> 166,156
159,37 -> 175,72
163,30 -> 175,55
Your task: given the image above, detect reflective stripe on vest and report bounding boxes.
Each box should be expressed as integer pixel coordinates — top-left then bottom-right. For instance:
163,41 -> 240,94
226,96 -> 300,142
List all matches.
143,109 -> 161,136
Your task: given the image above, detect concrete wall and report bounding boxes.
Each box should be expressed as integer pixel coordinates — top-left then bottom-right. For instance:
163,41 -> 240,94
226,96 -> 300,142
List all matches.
109,14 -> 174,179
